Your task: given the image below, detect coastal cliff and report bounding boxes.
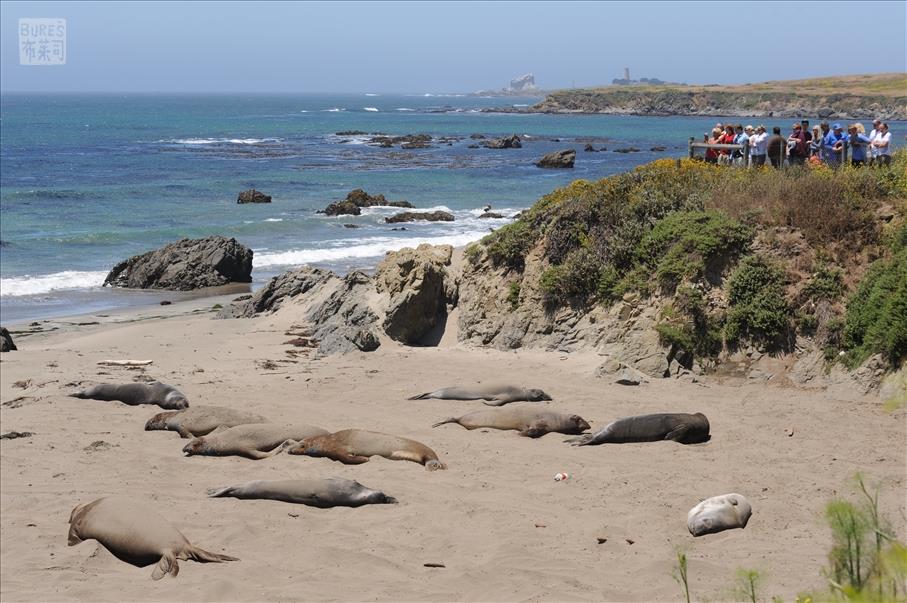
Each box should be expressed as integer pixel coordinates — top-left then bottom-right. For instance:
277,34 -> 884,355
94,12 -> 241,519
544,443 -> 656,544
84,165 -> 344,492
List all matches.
521,74 -> 907,120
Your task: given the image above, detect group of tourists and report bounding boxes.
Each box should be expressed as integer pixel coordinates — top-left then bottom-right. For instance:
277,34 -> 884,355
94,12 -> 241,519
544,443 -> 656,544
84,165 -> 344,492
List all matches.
701,118 -> 893,168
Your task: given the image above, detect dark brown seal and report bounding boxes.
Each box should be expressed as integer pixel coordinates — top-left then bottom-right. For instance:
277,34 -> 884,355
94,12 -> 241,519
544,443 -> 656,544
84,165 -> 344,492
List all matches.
70,382 -> 188,410
566,412 -> 710,446
207,478 -> 398,508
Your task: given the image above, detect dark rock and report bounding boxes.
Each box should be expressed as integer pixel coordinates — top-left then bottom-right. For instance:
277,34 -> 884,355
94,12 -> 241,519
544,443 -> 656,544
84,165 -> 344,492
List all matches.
401,141 -> 431,149
342,223 -> 361,229
467,144 -> 480,149
469,133 -> 486,139
482,135 -> 522,149
1,327 -> 16,352
650,146 -> 668,152
319,201 -> 361,216
817,107 -> 834,118
369,134 -> 432,148
341,189 -> 414,209
0,240 -> 9,247
160,300 -> 172,306
376,245 -> 456,344
613,147 -> 641,153
584,143 -> 598,152
478,212 -> 505,219
391,227 -> 408,231
385,211 -> 455,224
236,189 -> 271,204
335,130 -> 368,135
0,431 -> 33,439
103,236 -> 253,291
535,149 -> 576,168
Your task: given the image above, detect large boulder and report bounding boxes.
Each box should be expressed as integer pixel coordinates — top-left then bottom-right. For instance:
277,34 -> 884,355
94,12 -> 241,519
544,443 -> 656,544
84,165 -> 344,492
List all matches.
104,236 -> 253,290
482,135 -> 522,149
1,327 -> 16,352
376,244 -> 456,344
318,189 -> 414,215
219,267 -> 380,355
237,189 -> 271,204
320,201 -> 361,216
535,149 -> 576,168
385,211 -> 454,224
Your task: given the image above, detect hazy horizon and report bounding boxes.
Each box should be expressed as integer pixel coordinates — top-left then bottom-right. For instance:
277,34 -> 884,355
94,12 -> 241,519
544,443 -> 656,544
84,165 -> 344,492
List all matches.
2,1 -> 905,94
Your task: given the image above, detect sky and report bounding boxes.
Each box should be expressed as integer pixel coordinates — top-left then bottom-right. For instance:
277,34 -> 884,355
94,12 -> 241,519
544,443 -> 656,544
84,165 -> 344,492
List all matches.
1,1 -> 905,94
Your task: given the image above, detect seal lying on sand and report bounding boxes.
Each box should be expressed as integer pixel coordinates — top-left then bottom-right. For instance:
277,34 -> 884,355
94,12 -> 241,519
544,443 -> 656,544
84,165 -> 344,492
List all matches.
566,412 -> 710,446
207,478 -> 398,508
433,407 -> 590,438
145,406 -> 268,438
687,493 -> 752,536
182,423 -> 329,460
70,382 -> 188,410
288,429 -> 446,470
408,385 -> 552,406
68,496 -> 237,580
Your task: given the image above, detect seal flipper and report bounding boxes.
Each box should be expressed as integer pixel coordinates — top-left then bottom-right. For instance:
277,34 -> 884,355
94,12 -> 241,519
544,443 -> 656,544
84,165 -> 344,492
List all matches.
664,424 -> 690,443
564,433 -> 595,446
520,422 -> 549,438
407,392 -> 433,400
431,417 -> 459,428
206,485 -> 236,498
482,397 -> 507,407
151,552 -> 178,580
69,391 -> 88,399
183,545 -> 239,564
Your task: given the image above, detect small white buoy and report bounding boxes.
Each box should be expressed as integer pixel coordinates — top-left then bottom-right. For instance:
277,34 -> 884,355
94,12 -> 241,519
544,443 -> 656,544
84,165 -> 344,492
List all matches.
554,472 -> 570,482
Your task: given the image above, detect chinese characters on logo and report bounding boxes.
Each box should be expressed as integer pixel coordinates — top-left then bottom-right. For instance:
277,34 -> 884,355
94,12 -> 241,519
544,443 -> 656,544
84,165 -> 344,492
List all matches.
19,18 -> 66,65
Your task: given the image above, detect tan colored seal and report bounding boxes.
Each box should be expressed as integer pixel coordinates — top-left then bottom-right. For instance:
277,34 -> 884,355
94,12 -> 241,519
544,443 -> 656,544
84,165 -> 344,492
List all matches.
182,423 -> 329,460
145,406 -> 268,438
408,384 -> 552,406
207,478 -> 398,508
68,496 -> 237,580
288,429 -> 446,470
687,493 -> 752,536
433,407 -> 590,437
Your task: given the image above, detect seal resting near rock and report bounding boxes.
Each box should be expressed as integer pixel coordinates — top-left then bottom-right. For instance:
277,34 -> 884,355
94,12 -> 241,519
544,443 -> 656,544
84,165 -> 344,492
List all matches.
68,496 -> 237,580
433,407 -> 590,438
182,423 -> 329,460
70,382 -> 188,410
565,412 -> 710,446
288,429 -> 446,470
408,385 -> 552,406
687,493 -> 752,536
207,478 -> 398,508
145,406 -> 268,438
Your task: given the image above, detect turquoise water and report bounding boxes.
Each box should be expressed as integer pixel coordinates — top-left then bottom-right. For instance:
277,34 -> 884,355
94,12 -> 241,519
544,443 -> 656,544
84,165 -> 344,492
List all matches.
2,93 -> 894,322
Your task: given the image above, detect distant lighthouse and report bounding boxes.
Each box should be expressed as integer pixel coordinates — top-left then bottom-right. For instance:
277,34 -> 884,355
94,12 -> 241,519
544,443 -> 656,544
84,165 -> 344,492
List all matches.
624,67 -> 630,81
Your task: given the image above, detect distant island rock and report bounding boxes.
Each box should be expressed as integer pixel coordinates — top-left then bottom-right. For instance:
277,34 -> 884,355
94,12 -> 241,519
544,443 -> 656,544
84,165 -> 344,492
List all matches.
385,211 -> 455,224
482,135 -> 522,149
237,189 -> 271,204
104,236 -> 253,290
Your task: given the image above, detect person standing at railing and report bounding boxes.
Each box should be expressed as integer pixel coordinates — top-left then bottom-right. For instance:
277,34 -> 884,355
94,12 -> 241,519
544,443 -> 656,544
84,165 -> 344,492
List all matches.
787,122 -> 809,166
749,125 -> 768,167
868,119 -> 883,165
871,122 -> 891,166
705,128 -> 722,164
767,126 -> 786,168
847,123 -> 873,167
717,125 -> 736,165
809,125 -> 823,160
732,124 -> 749,166
823,123 -> 847,167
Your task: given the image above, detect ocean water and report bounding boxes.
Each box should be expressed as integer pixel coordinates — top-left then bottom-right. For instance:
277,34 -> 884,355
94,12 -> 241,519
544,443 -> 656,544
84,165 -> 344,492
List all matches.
2,93 -> 891,323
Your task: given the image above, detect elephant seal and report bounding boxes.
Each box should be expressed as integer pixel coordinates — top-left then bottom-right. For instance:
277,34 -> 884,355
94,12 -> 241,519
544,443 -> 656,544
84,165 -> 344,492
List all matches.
566,412 -> 710,446
433,407 -> 590,438
145,406 -> 268,438
70,382 -> 188,410
68,496 -> 237,580
207,478 -> 398,508
182,423 -> 329,460
687,493 -> 752,537
288,429 -> 446,470
408,384 -> 552,406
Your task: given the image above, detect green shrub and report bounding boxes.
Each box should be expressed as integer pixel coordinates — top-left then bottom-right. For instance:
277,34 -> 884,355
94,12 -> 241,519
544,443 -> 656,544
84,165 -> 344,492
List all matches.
635,210 -> 753,291
483,220 -> 536,270
843,241 -> 907,368
804,265 -> 845,302
656,286 -> 723,360
464,243 -> 483,266
506,281 -> 521,311
538,248 -> 600,302
725,255 -> 791,346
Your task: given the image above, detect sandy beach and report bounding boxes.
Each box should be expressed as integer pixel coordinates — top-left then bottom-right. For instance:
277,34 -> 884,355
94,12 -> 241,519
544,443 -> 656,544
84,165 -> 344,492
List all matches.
1,293 -> 904,602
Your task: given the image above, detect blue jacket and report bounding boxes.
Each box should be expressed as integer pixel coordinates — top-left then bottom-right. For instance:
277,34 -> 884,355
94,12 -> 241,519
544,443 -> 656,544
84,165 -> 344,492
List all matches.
849,133 -> 872,161
822,131 -> 846,162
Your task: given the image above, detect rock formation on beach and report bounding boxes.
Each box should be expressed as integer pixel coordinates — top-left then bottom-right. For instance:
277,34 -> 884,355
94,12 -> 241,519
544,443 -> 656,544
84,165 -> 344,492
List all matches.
385,211 -> 455,224
535,149 -> 576,168
236,189 -> 271,204
103,236 -> 253,290
0,327 -> 16,352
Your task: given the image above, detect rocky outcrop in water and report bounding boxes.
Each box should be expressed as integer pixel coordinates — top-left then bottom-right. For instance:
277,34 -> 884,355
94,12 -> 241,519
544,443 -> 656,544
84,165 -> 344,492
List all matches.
1,327 -> 16,352
482,135 -> 522,149
318,189 -> 414,216
535,149 -> 576,168
236,189 -> 271,204
385,211 -> 454,224
321,202 -> 361,216
376,244 -> 457,344
369,134 -> 432,149
104,236 -> 253,290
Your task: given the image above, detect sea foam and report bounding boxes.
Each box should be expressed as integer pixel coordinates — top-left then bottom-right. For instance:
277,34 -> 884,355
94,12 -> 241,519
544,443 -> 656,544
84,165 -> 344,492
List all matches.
1,270 -> 108,297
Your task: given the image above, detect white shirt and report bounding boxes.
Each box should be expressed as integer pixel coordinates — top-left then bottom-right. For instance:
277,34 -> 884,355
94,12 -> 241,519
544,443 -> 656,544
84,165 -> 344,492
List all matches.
749,132 -> 768,155
874,131 -> 891,156
868,128 -> 880,157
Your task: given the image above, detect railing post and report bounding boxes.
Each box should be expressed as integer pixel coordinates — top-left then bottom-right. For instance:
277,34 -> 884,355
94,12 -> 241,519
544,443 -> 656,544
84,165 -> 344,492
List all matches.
689,137 -> 695,159
744,143 -> 750,168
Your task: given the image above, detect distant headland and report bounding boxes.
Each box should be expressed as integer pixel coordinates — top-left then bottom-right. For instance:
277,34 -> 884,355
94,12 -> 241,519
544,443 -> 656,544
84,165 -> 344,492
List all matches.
486,73 -> 907,120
